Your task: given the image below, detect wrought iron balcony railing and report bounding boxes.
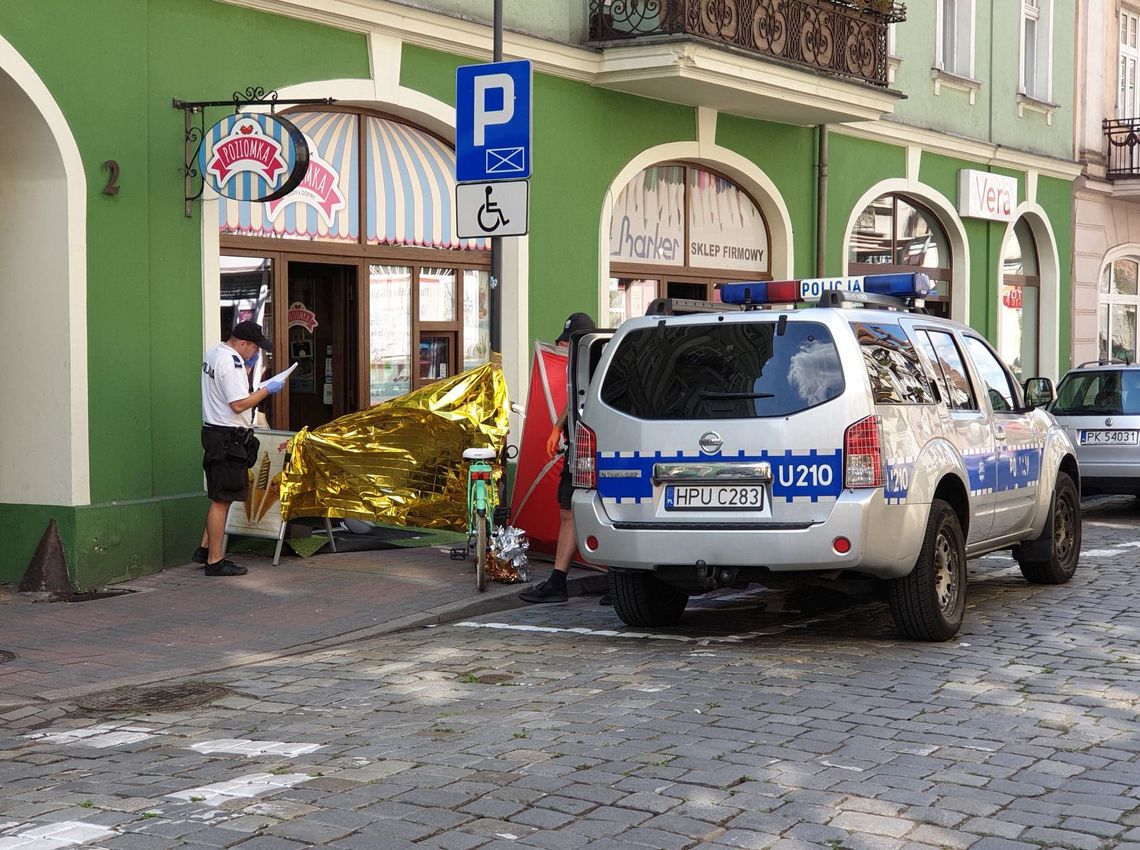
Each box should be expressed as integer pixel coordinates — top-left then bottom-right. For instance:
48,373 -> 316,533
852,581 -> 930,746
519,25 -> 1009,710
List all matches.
1105,118 -> 1140,180
588,0 -> 907,88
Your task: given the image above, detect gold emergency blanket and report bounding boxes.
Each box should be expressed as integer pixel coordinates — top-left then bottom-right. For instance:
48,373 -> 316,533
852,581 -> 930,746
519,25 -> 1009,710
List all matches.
279,357 -> 510,529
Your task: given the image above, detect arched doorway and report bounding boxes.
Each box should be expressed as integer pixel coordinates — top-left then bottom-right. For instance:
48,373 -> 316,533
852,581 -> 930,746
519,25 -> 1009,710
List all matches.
0,39 -> 88,506
848,192 -> 953,317
218,108 -> 491,431
998,217 -> 1041,380
607,162 -> 771,323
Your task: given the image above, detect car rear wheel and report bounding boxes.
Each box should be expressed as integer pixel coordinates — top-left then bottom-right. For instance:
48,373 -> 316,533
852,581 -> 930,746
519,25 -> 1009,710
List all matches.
887,499 -> 966,641
1016,472 -> 1080,584
610,568 -> 688,627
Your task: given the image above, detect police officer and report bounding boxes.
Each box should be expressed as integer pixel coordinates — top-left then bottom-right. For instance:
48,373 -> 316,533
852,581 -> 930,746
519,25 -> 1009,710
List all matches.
519,312 -> 605,604
196,321 -> 283,576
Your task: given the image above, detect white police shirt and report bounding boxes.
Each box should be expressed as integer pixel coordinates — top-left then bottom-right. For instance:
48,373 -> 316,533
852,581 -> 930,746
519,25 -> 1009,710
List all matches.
202,342 -> 253,427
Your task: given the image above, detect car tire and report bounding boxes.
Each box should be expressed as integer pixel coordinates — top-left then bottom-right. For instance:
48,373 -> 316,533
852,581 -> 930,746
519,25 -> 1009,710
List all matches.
610,568 -> 688,627
887,499 -> 966,641
1015,471 -> 1080,585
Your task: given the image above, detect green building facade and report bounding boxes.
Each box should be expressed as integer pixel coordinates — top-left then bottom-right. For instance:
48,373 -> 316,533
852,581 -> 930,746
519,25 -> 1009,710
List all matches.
0,0 -> 1078,587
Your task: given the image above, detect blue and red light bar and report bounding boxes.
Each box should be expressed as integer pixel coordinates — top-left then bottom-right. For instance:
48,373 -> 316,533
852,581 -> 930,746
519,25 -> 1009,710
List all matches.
720,272 -> 935,306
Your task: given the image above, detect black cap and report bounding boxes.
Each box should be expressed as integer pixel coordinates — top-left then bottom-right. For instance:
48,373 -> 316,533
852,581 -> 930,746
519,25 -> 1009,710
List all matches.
230,320 -> 273,352
556,312 -> 595,343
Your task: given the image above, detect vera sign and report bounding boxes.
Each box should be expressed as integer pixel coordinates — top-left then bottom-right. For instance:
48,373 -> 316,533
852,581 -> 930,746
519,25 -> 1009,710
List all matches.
199,113 -> 309,203
958,169 -> 1017,222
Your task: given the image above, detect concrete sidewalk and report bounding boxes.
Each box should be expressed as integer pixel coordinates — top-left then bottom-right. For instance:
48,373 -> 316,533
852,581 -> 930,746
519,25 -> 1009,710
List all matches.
0,542 -> 606,711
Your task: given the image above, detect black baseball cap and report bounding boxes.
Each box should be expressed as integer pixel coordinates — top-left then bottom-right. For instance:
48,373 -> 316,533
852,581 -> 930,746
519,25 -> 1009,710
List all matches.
556,312 -> 595,343
230,320 -> 273,352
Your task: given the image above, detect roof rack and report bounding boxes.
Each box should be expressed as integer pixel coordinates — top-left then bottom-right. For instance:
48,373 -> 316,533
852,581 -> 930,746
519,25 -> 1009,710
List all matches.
816,289 -> 929,312
1077,358 -> 1134,367
645,297 -> 744,316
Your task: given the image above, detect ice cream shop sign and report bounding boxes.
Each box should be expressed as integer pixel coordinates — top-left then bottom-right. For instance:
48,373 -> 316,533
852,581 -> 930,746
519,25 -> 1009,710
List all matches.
198,113 -> 310,203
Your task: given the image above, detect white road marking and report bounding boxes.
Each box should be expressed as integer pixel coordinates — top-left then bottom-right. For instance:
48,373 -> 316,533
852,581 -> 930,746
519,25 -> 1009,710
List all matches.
167,772 -> 310,804
189,740 -> 323,757
0,820 -> 117,848
24,723 -> 156,748
455,621 -> 772,644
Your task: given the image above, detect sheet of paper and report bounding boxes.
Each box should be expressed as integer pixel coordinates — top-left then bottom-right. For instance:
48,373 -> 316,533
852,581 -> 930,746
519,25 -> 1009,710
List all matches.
269,362 -> 298,383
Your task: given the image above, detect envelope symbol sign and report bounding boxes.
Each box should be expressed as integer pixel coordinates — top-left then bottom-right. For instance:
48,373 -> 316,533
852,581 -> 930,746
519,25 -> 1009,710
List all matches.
486,147 -> 525,174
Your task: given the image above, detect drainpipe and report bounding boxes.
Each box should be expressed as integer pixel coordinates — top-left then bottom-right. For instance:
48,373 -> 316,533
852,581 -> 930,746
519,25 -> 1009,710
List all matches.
816,124 -> 829,277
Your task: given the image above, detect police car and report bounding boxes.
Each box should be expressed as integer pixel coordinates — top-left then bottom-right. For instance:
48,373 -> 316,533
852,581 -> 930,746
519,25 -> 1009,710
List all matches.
566,273 -> 1081,641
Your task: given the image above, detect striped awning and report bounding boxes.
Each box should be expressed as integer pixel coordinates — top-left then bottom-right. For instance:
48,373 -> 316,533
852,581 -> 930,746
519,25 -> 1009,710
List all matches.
219,111 -> 486,251
365,117 -> 485,250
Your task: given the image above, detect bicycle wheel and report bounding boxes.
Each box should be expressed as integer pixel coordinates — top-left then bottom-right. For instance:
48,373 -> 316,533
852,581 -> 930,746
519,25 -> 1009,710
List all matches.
475,511 -> 489,592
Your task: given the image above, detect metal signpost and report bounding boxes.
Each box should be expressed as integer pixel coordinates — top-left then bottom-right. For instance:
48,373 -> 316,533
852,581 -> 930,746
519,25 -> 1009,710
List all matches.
455,22 -> 531,353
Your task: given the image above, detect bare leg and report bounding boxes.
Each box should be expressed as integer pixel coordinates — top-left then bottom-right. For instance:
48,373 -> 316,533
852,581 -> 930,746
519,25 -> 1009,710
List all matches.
205,499 -> 231,563
552,507 -> 575,574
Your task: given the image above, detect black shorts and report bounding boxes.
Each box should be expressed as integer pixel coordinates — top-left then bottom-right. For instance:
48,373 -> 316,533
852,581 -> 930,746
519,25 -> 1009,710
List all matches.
557,459 -> 573,511
202,426 -> 250,503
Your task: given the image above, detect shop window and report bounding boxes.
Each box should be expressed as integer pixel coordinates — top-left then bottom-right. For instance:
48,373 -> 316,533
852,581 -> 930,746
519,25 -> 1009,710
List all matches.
608,163 -> 770,314
848,193 -> 952,316
219,109 -> 492,428
369,265 -> 412,404
1099,258 -> 1140,362
999,218 -> 1040,381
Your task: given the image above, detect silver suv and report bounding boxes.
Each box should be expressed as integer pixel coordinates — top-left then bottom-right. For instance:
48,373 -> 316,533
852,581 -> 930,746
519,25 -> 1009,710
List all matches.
1048,360 -> 1140,496
567,275 -> 1081,641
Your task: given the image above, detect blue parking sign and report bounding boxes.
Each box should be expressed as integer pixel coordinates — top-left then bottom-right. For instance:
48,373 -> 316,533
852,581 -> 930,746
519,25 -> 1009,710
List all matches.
456,60 -> 532,182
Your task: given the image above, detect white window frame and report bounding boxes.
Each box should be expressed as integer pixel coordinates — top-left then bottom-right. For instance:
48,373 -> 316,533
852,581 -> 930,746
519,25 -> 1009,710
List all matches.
1019,0 -> 1053,102
1120,8 -> 1140,118
1100,258 -> 1140,362
935,0 -> 976,79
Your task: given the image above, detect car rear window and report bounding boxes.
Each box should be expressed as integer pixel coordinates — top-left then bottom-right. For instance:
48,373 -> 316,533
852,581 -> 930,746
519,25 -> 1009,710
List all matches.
599,320 -> 844,419
1051,370 -> 1140,415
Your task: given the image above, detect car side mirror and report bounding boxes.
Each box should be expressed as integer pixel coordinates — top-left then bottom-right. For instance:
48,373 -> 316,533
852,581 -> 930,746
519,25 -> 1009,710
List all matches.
1024,377 -> 1055,408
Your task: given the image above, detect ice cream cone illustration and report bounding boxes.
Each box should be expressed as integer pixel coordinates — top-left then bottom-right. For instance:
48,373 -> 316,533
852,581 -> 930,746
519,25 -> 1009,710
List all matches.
256,472 -> 284,522
244,466 -> 258,521
248,454 -> 270,522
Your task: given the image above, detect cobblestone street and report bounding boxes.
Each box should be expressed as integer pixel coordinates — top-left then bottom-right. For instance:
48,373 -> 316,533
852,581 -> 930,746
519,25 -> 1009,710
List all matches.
3,498 -> 1140,849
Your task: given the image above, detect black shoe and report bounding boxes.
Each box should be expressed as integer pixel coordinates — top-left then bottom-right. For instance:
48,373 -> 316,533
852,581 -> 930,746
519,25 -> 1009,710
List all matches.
599,593 -> 613,606
519,578 -> 568,604
204,559 -> 247,577
192,547 -> 208,566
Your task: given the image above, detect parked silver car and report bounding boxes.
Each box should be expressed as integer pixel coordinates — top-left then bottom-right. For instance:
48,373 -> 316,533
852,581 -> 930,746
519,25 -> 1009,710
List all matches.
567,274 -> 1081,641
1049,361 -> 1140,496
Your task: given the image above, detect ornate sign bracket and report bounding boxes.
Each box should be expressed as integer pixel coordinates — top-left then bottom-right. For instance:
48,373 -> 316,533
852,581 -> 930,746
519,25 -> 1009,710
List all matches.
173,86 -> 336,217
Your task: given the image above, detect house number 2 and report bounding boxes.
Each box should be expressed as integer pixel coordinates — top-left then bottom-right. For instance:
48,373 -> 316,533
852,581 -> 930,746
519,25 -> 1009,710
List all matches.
102,160 -> 120,196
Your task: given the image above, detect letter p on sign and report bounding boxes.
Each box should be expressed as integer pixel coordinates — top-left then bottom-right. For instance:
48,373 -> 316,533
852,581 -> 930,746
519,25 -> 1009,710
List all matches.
474,74 -> 514,146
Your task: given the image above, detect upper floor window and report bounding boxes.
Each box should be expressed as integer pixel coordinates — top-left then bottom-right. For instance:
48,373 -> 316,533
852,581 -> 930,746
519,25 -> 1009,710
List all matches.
1021,0 -> 1053,101
937,0 -> 975,78
1121,9 -> 1140,118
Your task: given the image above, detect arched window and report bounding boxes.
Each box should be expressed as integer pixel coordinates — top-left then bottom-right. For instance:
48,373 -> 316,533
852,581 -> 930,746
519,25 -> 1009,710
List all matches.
1100,258 -> 1140,362
848,193 -> 952,316
607,163 -> 771,324
999,218 -> 1040,380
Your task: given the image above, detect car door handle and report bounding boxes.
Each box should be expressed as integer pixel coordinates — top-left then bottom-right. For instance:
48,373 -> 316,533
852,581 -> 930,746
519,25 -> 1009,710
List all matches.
994,425 -> 1007,441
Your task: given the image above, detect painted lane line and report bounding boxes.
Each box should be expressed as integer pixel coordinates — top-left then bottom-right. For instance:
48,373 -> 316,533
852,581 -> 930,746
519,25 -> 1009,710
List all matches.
0,820 -> 117,848
454,621 -> 772,644
24,723 -> 156,749
189,740 -> 323,757
167,773 -> 311,804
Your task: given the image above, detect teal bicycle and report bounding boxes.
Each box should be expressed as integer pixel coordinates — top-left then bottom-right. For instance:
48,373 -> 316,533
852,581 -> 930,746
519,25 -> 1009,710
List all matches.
460,446 -> 499,592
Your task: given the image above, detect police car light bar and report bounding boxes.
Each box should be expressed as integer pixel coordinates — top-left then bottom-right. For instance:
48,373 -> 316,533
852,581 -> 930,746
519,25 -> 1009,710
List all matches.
720,273 -> 935,306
